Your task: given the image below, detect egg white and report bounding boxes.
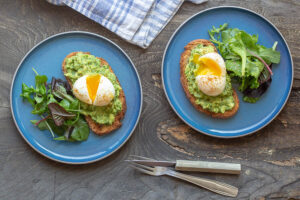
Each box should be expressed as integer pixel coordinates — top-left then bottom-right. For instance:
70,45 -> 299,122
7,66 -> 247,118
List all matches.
73,75 -> 115,106
94,76 -> 115,106
195,52 -> 226,96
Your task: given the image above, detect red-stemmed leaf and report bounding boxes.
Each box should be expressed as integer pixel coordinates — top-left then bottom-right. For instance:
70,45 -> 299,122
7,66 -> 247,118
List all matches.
48,103 -> 75,126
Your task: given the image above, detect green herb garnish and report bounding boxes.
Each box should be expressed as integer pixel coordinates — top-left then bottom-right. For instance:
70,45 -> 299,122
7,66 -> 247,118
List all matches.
21,69 -> 89,142
208,23 -> 281,102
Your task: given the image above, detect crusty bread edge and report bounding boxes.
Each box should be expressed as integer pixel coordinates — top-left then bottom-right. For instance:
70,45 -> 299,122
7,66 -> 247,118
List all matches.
179,39 -> 239,118
62,52 -> 126,135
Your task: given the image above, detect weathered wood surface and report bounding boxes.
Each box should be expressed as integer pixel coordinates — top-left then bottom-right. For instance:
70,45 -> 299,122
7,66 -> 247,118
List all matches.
0,0 -> 299,199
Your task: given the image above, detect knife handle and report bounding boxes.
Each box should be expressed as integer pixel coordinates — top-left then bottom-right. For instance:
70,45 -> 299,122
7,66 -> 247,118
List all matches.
175,160 -> 241,174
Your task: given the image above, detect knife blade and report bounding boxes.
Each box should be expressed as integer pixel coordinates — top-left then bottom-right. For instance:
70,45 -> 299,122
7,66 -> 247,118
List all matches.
127,159 -> 241,174
127,160 -> 176,167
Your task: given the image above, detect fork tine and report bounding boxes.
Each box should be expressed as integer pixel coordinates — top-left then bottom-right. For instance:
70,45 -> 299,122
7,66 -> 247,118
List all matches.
129,161 -> 155,171
128,155 -> 156,160
129,165 -> 155,176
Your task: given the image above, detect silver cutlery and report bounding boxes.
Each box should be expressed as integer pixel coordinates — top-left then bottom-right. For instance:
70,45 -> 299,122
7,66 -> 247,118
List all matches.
129,162 -> 238,197
127,155 -> 241,174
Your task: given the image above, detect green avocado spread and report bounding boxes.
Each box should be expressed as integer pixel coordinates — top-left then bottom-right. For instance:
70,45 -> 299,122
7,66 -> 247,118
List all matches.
185,44 -> 235,113
64,53 -> 122,125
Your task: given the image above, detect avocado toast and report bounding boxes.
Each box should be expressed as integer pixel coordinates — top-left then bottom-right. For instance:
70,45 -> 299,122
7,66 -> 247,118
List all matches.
180,39 -> 239,118
62,52 -> 126,135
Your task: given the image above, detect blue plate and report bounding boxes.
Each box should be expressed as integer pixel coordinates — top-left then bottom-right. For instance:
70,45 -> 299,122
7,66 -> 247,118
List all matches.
162,6 -> 293,138
11,31 -> 142,164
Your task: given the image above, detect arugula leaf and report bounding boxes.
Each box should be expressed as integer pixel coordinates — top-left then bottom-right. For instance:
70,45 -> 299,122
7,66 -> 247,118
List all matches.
35,75 -> 47,85
34,75 -> 47,95
258,48 -> 280,64
32,101 -> 48,114
208,23 -> 228,50
47,93 -> 58,105
20,83 -> 35,105
34,95 -> 44,104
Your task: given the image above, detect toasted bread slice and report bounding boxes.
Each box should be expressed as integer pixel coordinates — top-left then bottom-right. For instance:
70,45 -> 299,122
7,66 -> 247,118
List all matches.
62,52 -> 126,135
180,39 -> 239,118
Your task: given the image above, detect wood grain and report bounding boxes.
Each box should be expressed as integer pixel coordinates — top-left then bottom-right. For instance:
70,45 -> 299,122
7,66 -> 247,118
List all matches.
0,0 -> 299,199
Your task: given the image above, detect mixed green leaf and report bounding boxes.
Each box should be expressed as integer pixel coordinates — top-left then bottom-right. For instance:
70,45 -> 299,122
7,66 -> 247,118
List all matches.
21,69 -> 89,142
208,23 -> 280,102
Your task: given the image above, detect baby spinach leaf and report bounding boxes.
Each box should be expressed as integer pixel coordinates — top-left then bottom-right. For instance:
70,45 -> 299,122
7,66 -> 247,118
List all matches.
46,119 -> 67,135
70,117 -> 89,141
53,117 -> 89,142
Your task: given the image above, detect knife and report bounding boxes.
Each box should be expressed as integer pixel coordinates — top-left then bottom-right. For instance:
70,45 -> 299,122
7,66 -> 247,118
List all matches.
126,159 -> 241,174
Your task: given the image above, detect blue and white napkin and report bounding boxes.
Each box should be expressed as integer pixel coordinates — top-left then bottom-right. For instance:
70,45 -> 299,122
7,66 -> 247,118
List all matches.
47,0 -> 207,48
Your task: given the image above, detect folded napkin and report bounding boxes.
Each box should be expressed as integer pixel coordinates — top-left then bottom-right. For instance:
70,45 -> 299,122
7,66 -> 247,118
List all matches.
47,0 -> 207,48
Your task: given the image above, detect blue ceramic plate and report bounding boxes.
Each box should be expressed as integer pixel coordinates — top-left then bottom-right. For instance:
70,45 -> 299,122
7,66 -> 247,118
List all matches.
11,31 -> 142,164
162,6 -> 293,138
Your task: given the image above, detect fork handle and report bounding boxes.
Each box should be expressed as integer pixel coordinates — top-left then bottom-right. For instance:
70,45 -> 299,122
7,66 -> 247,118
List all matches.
166,170 -> 238,197
175,160 -> 241,174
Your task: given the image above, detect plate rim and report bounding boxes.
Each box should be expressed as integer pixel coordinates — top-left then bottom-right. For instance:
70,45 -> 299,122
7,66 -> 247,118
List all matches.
10,31 -> 143,164
161,6 -> 294,138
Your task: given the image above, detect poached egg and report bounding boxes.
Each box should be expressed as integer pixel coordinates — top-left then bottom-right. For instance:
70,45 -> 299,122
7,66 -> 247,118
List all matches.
73,74 -> 115,106
193,52 -> 226,96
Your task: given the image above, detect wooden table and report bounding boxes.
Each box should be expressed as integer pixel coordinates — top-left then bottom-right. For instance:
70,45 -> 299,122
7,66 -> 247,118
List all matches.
1,0 -> 299,199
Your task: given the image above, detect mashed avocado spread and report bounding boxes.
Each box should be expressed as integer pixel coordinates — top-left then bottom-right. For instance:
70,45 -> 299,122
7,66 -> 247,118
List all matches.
185,45 -> 235,113
64,53 -> 122,125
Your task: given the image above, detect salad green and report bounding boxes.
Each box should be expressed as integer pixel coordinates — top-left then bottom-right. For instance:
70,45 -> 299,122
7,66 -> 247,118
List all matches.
208,23 -> 281,102
21,69 -> 89,142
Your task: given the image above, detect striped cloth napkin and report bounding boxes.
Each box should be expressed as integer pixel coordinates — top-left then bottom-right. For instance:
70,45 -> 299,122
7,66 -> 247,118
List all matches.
47,0 -> 207,48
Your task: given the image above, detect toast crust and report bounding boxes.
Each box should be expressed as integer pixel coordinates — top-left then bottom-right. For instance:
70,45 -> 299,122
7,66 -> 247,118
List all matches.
180,39 -> 239,118
62,52 -> 126,135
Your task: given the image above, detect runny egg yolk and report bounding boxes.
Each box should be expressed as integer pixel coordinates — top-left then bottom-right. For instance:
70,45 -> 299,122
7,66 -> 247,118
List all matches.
86,74 -> 101,102
193,54 -> 222,76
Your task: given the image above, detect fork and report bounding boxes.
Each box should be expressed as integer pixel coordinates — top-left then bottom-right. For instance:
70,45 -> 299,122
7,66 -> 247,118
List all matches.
129,162 -> 238,197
